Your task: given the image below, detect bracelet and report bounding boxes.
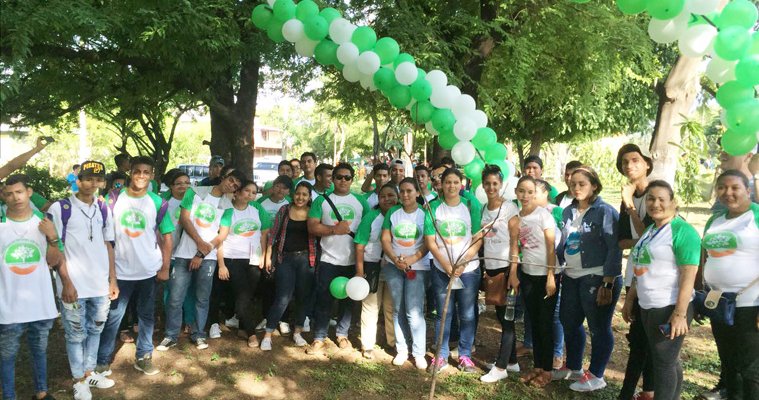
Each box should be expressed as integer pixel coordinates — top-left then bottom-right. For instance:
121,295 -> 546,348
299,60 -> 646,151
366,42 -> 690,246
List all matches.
47,237 -> 60,245
194,251 -> 205,258
602,281 -> 614,289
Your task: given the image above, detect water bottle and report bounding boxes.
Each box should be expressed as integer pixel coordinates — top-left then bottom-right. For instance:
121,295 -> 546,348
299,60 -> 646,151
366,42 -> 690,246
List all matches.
504,289 -> 517,321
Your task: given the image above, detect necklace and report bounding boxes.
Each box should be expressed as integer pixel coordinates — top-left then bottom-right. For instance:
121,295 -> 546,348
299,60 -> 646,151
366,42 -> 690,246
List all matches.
79,206 -> 97,241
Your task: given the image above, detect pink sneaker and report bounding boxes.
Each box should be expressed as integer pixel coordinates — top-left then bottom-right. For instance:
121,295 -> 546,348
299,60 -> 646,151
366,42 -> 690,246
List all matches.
427,357 -> 449,373
458,356 -> 477,373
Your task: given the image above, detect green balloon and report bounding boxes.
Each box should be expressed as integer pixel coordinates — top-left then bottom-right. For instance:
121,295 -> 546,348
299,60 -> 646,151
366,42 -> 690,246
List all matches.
431,109 -> 456,135
373,67 -> 398,92
272,0 -> 296,21
717,0 -> 759,30
374,37 -> 400,65
616,0 -> 648,15
351,26 -> 377,52
319,8 -> 342,25
725,99 -> 759,136
750,32 -> 759,55
438,131 -> 458,150
329,277 -> 349,299
472,127 -> 497,150
646,0 -> 685,20
314,39 -> 339,65
251,4 -> 273,30
722,129 -> 758,156
393,53 -> 414,68
266,18 -> 286,43
389,86 -> 412,109
714,27 -> 753,61
295,0 -> 319,20
464,158 -> 485,180
485,143 -> 507,162
410,78 -> 432,101
470,176 -> 482,188
491,160 -> 510,178
304,15 -> 329,41
409,101 -> 434,124
736,55 -> 759,86
716,80 -> 755,108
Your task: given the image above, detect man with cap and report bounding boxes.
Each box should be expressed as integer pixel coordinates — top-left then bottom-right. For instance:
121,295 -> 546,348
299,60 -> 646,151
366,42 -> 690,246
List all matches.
199,155 -> 225,186
48,161 -> 119,399
615,143 -> 656,400
390,158 -> 406,188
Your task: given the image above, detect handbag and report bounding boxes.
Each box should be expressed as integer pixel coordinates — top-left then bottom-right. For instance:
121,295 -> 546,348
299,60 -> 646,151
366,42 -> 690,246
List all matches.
482,270 -> 508,306
694,275 -> 759,326
364,261 -> 381,294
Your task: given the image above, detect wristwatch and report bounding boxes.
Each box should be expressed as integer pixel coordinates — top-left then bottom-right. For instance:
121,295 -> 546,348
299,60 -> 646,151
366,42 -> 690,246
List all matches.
602,281 -> 614,290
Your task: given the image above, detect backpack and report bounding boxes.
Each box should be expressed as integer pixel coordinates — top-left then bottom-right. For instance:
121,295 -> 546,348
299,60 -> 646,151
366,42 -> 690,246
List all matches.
57,198 -> 109,244
106,189 -> 169,232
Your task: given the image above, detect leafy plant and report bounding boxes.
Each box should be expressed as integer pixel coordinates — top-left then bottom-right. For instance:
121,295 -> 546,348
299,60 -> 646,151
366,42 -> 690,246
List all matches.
18,164 -> 69,202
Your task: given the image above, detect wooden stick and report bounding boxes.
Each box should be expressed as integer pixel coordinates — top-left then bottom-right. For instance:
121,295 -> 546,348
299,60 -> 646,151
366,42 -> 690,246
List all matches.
428,263 -> 463,400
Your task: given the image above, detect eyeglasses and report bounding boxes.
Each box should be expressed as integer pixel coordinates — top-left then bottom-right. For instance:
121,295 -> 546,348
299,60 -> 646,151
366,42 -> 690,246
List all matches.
333,174 -> 353,181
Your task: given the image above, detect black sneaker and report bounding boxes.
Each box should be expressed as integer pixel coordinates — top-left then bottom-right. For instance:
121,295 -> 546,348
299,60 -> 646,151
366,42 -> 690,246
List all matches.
156,338 -> 177,351
134,355 -> 159,376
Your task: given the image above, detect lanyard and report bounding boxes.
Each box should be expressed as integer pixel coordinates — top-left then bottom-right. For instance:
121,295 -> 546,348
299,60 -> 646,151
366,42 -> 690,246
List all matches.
631,222 -> 670,264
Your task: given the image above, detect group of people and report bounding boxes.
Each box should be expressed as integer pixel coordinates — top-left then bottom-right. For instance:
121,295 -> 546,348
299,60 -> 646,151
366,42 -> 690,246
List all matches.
1,142 -> 758,400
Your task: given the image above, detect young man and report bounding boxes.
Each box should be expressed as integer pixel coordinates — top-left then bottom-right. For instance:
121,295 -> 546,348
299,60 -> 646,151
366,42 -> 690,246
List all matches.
362,163 -> 390,208
615,143 -> 656,400
157,169 -> 243,351
312,163 -> 334,200
306,163 -> 369,354
289,158 -> 302,181
96,156 -> 174,378
414,164 -> 436,204
555,160 -> 583,209
294,152 -> 317,187
113,154 -> 131,174
1,174 -> 76,400
66,164 -> 81,194
258,176 -> 292,220
199,156 -> 225,187
390,158 -> 405,188
48,161 -> 119,400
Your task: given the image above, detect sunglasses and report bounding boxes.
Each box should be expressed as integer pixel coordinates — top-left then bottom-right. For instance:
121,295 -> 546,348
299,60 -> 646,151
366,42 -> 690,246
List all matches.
333,174 -> 353,181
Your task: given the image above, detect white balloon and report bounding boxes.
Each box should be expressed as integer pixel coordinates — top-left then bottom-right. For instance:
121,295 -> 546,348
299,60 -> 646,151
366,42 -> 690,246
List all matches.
425,121 -> 439,136
648,12 -> 689,44
445,85 -> 461,104
686,0 -> 719,14
405,98 -> 418,111
502,176 -> 518,201
356,51 -> 381,75
429,85 -> 452,109
453,118 -> 477,141
294,38 -> 319,57
329,18 -> 356,44
705,57 -> 737,84
452,94 -> 476,119
346,277 -> 370,301
678,24 -> 717,58
342,62 -> 361,83
359,73 -> 377,91
336,42 -> 359,65
395,62 -> 418,85
475,184 -> 487,205
469,109 -> 488,128
267,0 -> 275,6
502,159 -> 516,178
282,19 -> 305,43
426,69 -> 448,89
451,140 -> 476,165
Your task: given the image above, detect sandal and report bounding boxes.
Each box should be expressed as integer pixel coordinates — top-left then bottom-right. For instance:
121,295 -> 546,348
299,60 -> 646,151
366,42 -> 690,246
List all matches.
529,371 -> 552,388
247,335 -> 259,348
119,330 -> 134,343
520,369 -> 541,384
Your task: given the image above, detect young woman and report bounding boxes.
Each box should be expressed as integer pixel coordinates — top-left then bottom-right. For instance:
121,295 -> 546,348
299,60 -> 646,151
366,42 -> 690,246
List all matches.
514,176 -> 558,387
424,168 -> 482,373
381,178 -> 428,369
622,180 -> 699,400
216,180 -> 271,348
261,181 -> 318,349
477,165 -> 521,383
702,170 -> 759,400
556,166 -> 622,392
355,183 -> 398,360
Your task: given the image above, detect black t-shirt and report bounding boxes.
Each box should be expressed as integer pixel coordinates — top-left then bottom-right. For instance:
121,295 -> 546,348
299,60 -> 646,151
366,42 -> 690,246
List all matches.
283,219 -> 308,252
618,192 -> 655,241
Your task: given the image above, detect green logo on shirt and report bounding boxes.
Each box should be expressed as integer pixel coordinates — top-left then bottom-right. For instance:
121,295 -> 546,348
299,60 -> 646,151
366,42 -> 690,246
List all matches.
5,239 -> 42,275
393,221 -> 418,247
439,220 -> 467,245
330,204 -> 356,222
120,209 -> 147,238
703,231 -> 738,258
632,245 -> 653,275
173,207 -> 181,223
232,219 -> 260,237
194,203 -> 217,228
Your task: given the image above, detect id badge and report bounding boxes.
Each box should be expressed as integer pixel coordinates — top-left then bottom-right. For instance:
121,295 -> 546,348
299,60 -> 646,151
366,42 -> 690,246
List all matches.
705,289 -> 723,310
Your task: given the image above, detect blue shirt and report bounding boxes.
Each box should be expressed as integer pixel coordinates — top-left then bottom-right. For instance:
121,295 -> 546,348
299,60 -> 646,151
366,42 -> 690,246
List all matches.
558,196 -> 622,277
66,172 -> 78,192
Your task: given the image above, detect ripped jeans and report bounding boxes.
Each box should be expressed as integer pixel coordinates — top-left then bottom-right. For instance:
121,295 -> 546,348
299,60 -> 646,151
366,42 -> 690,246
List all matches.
61,296 -> 111,379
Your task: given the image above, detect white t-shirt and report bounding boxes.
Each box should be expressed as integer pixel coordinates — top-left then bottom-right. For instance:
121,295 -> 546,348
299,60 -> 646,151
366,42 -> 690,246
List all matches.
309,192 -> 369,266
222,202 -> 271,264
383,205 -> 428,270
174,186 -> 234,260
424,198 -> 482,273
354,208 -> 384,263
624,193 -> 649,287
364,192 -> 380,209
631,217 -> 701,309
703,204 -> 759,307
166,196 -> 183,253
558,192 -> 574,210
110,190 -> 175,281
481,202 -> 519,270
518,207 -> 557,276
0,211 -> 58,324
258,196 -> 289,220
563,207 -> 604,278
48,195 -> 115,298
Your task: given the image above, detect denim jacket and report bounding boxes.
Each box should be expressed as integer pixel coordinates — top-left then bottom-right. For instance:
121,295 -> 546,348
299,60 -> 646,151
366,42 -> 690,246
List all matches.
557,196 -> 622,277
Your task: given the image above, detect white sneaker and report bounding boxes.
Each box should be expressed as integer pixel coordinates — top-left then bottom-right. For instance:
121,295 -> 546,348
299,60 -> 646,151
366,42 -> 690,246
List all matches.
329,318 -> 337,327
302,317 -> 311,333
209,323 -> 222,339
480,366 -> 509,383
260,337 -> 272,351
570,371 -> 607,392
552,367 -> 584,381
256,319 -> 268,331
293,333 -> 308,347
86,372 -> 115,389
224,315 -> 240,329
507,363 -> 520,373
279,322 -> 291,335
73,381 -> 92,400
392,353 -> 407,366
414,356 -> 428,370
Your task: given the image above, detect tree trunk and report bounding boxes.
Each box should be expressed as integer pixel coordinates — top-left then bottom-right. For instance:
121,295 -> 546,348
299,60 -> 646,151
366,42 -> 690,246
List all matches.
371,113 -> 380,162
529,131 -> 543,156
648,56 -> 702,185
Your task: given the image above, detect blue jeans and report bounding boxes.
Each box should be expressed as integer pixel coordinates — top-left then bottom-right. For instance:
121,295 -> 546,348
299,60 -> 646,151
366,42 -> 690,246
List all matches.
0,319 -> 55,400
431,268 -> 479,359
560,274 -> 622,378
61,296 -> 111,379
313,262 -> 354,341
384,264 -> 427,357
163,260 -> 197,325
266,253 -> 315,332
97,277 -> 157,365
165,258 -> 216,341
553,285 -> 564,358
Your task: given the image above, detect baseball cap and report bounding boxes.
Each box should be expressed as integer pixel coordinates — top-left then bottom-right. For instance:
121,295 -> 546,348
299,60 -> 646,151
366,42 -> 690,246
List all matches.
616,144 -> 653,176
78,161 -> 106,179
210,155 -> 225,167
391,158 -> 405,167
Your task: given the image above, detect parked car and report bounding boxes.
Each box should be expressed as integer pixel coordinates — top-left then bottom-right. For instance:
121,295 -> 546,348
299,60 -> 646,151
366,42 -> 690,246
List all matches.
253,161 -> 279,187
177,164 -> 209,186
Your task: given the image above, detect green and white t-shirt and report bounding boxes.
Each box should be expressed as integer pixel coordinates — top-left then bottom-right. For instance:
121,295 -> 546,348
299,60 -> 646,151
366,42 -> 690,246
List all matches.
423,198 -> 482,273
383,205 -> 428,270
257,195 -> 290,220
0,211 -> 59,324
703,204 -> 759,307
309,192 -> 369,266
631,217 -> 701,310
354,208 -> 385,263
364,191 -> 380,209
518,207 -> 558,276
174,186 -> 233,261
222,202 -> 272,264
481,202 -> 519,270
110,190 -> 175,280
164,194 -> 183,254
